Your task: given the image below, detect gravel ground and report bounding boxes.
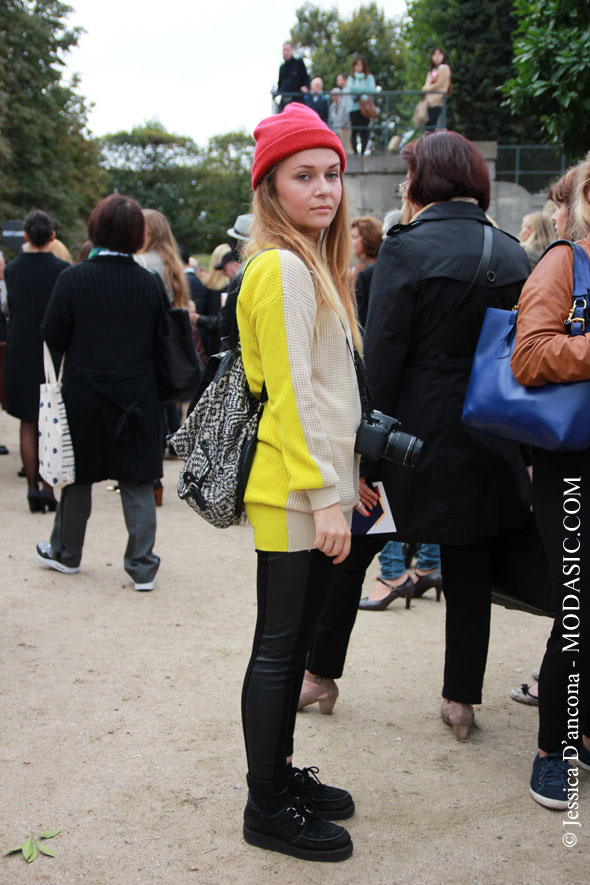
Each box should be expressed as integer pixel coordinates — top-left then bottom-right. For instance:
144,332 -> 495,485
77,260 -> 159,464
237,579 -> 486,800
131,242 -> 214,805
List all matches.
0,408 -> 587,884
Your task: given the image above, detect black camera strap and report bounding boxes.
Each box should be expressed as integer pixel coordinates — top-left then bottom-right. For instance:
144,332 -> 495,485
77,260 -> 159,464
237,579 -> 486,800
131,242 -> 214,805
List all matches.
411,222 -> 493,362
345,335 -> 373,419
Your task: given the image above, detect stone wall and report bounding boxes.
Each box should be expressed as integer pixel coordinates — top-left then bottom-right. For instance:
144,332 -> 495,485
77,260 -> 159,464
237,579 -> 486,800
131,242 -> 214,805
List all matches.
344,142 -> 539,237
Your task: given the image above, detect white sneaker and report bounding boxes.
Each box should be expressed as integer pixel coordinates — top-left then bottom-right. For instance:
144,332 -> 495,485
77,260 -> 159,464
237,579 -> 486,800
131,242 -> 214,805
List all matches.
133,580 -> 155,592
35,542 -> 80,574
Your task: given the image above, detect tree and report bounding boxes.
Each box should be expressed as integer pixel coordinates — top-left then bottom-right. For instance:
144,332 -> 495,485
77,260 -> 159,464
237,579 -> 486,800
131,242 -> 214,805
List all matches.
404,0 -> 538,142
101,122 -> 254,254
502,0 -> 590,160
0,0 -> 106,250
291,3 -> 406,91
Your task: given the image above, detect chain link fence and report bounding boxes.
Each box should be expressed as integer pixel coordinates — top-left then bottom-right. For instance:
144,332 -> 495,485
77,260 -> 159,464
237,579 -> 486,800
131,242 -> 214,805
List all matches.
496,146 -> 566,196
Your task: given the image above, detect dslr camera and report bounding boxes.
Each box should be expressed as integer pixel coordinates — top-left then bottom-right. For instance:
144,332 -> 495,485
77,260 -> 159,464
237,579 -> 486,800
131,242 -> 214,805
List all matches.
355,410 -> 422,468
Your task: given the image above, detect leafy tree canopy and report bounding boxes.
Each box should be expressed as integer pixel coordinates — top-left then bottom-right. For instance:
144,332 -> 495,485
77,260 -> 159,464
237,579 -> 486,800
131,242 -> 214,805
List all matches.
101,124 -> 254,254
0,0 -> 106,250
502,0 -> 590,160
290,2 -> 406,91
405,0 -> 538,142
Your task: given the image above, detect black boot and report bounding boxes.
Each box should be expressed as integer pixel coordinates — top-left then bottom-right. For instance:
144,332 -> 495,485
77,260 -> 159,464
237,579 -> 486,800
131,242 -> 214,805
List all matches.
288,766 -> 355,820
243,794 -> 353,862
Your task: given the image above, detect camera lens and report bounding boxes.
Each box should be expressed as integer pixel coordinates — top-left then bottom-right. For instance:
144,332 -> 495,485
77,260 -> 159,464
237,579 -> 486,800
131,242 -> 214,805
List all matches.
384,430 -> 423,467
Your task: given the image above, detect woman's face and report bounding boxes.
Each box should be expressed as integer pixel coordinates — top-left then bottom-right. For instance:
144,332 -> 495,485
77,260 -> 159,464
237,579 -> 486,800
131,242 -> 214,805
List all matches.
351,225 -> 364,258
274,148 -> 342,241
354,59 -> 364,73
431,49 -> 444,67
519,223 -> 533,243
552,202 -> 569,239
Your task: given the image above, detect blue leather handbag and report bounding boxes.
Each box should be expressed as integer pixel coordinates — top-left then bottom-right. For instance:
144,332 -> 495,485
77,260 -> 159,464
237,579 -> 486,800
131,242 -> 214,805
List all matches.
462,240 -> 590,452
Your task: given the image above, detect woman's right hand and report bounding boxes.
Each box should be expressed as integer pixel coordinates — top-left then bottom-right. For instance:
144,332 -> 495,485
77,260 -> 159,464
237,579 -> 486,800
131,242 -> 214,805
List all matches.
313,502 -> 351,564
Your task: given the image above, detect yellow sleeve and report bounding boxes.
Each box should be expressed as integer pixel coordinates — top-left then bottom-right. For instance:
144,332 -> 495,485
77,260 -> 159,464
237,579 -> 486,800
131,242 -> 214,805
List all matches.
238,250 -> 340,509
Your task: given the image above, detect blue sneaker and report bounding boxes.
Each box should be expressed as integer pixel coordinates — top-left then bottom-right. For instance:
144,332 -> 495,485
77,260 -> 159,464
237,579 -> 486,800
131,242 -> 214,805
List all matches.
530,752 -> 571,809
578,742 -> 590,772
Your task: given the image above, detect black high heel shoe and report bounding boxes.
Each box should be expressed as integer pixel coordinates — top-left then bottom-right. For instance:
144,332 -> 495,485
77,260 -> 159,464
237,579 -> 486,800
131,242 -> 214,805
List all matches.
27,489 -> 45,513
412,569 -> 443,601
38,489 -> 58,512
358,575 -> 414,611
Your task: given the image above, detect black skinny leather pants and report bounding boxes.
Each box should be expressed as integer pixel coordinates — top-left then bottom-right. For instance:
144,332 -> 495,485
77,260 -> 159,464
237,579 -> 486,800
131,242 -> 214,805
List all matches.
241,549 -> 334,796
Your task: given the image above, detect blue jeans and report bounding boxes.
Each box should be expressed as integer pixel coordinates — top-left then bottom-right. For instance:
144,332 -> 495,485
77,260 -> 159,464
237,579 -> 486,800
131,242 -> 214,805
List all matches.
379,541 -> 440,579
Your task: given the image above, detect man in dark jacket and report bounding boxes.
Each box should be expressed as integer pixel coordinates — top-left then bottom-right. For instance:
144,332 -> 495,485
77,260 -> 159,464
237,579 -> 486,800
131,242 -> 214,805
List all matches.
304,77 -> 329,123
276,41 -> 309,110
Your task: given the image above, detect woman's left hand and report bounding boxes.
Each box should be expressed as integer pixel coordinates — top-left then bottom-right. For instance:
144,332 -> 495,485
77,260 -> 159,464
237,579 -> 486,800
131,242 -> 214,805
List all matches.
358,476 -> 379,511
313,503 -> 351,564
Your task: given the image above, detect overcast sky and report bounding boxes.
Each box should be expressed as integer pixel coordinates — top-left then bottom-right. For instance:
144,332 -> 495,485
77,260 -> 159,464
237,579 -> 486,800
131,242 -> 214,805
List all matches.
63,0 -> 407,147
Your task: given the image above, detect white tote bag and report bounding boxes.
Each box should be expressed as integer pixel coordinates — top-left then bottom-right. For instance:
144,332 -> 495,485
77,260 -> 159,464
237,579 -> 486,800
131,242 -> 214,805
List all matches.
38,343 -> 75,488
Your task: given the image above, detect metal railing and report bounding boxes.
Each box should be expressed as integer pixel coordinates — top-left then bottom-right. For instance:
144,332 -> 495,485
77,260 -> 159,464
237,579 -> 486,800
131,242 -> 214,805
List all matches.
270,90 -> 448,152
496,145 -> 566,194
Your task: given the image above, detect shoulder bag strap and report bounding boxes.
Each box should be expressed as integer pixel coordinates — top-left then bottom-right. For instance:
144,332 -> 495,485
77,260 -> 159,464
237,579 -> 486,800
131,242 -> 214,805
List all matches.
228,248 -> 275,351
43,342 -> 62,385
541,240 -> 590,336
411,223 -> 494,362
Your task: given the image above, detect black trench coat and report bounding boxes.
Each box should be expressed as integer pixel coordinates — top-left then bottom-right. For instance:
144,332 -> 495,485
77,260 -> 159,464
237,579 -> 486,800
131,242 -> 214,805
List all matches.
364,201 -> 532,545
41,255 -> 166,485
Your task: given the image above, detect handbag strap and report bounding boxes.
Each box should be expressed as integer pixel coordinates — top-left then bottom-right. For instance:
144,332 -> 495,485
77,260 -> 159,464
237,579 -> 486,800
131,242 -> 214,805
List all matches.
43,342 -> 63,386
539,239 -> 590,337
411,223 -> 494,362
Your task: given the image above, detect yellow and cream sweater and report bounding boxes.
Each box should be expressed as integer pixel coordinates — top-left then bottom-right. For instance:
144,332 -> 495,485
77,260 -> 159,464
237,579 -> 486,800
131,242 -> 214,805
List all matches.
237,249 -> 361,552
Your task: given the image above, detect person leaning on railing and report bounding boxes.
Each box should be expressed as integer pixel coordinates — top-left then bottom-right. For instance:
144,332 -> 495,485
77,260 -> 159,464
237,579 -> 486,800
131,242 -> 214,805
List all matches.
346,55 -> 376,155
422,47 -> 451,130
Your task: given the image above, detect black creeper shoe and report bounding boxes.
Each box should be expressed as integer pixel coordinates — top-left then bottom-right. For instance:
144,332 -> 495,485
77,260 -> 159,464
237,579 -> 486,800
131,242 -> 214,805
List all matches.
243,794 -> 353,862
288,766 -> 355,820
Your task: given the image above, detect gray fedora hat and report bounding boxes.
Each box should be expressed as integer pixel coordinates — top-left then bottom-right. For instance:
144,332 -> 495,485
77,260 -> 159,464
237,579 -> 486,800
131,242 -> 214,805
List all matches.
226,213 -> 253,241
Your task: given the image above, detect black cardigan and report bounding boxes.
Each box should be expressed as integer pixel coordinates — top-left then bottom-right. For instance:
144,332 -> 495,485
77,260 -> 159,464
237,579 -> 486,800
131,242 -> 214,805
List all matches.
364,201 -> 532,544
42,255 -> 166,484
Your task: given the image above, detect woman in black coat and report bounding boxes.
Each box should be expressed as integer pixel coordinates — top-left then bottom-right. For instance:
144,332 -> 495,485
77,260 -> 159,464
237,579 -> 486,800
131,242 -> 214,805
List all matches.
300,132 -> 531,739
4,210 -> 70,512
36,195 -> 167,591
364,132 -> 531,738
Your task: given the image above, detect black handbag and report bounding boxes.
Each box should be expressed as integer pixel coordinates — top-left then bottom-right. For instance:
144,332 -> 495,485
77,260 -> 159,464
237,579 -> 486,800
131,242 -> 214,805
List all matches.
490,512 -> 556,618
156,307 -> 203,403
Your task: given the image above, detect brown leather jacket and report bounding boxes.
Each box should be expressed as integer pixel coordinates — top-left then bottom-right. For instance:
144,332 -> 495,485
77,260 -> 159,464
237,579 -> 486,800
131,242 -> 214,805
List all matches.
512,237 -> 590,386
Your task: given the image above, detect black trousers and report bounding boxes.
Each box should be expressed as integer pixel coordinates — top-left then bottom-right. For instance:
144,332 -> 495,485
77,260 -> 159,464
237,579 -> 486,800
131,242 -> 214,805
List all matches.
425,105 -> 442,130
532,454 -> 590,752
307,533 -> 494,705
241,549 -> 334,796
308,533 -> 391,678
349,110 -> 370,154
440,539 -> 493,705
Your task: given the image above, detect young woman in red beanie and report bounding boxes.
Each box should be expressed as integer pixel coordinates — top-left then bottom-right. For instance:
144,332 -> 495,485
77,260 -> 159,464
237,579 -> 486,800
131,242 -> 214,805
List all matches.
238,102 -> 363,861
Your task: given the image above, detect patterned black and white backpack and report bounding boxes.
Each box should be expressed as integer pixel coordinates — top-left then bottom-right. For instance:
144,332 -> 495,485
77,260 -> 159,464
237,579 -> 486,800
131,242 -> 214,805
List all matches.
168,348 -> 266,528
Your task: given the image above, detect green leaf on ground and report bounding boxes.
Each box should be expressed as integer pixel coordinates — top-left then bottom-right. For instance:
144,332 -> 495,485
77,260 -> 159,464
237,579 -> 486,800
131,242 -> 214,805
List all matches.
37,843 -> 56,857
39,830 -> 61,839
22,836 -> 35,862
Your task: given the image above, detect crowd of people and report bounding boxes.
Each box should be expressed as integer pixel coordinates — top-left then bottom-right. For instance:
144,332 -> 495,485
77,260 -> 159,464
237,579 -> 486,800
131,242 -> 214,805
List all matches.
1,81 -> 590,866
274,41 -> 452,155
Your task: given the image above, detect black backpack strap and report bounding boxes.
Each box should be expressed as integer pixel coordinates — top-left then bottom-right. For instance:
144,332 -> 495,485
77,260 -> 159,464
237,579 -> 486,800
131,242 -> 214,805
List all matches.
223,249 -> 275,352
411,223 -> 494,362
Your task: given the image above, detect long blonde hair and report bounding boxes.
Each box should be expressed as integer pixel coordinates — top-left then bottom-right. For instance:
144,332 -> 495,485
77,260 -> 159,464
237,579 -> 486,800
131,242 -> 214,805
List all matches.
520,211 -> 555,255
244,166 -> 362,353
140,208 -> 189,309
203,244 -> 231,291
574,153 -> 590,237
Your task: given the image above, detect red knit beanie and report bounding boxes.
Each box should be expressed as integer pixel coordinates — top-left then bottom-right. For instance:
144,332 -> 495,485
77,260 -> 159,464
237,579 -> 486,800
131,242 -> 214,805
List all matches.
251,103 -> 346,190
